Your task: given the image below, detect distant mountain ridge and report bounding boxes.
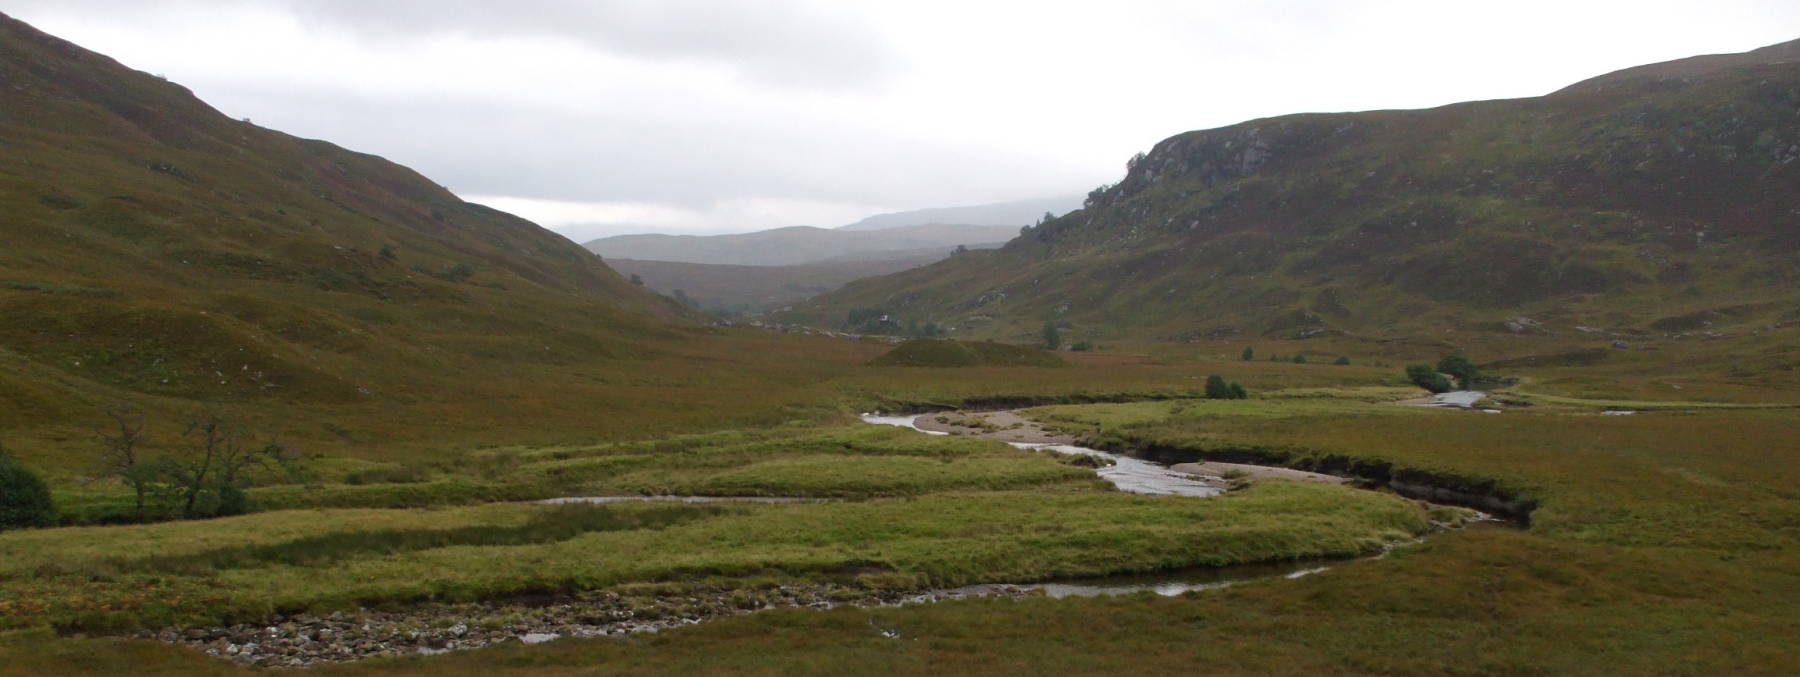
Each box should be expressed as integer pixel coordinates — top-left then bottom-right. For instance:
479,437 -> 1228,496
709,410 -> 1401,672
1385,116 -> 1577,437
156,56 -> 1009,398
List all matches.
606,257 -> 939,314
584,222 -> 1019,266
837,195 -> 1082,231
778,38 -> 1800,342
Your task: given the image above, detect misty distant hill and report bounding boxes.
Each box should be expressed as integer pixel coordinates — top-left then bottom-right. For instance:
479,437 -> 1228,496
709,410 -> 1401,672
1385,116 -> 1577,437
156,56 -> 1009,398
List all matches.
583,223 -> 1019,266
607,256 -> 941,314
837,196 -> 1082,231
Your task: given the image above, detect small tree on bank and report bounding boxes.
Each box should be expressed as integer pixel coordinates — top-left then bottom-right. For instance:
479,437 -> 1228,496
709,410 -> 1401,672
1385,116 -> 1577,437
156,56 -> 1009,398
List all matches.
1241,346 -> 1255,361
1205,375 -> 1231,399
0,442 -> 57,530
1042,322 -> 1061,351
1406,364 -> 1453,393
1437,354 -> 1480,390
166,414 -> 297,519
93,408 -> 152,521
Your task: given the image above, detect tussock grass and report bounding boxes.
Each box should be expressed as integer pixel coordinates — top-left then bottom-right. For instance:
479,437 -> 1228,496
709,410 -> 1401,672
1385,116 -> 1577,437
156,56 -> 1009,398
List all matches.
119,504 -> 729,575
0,483 -> 1424,632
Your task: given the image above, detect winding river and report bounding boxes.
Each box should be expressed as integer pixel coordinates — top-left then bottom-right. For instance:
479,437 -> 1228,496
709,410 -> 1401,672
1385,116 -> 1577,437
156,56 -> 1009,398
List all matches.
150,410 -> 1497,668
861,413 -> 1225,496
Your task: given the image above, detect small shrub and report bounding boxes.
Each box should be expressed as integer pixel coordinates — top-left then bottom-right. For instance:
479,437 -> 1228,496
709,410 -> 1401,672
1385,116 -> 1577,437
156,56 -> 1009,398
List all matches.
215,485 -> 249,517
1241,347 -> 1254,361
38,192 -> 83,209
1333,356 -> 1351,366
1070,340 -> 1094,352
0,443 -> 58,530
1205,376 -> 1246,399
1406,364 -> 1453,393
1292,354 -> 1308,364
345,465 -> 431,485
444,263 -> 475,282
379,244 -> 398,260
1437,354 -> 1479,389
3,281 -> 119,297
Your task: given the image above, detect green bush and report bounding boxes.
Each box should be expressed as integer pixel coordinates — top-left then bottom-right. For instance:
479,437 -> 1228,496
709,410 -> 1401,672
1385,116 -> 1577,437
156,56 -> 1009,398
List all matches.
1405,364 -> 1453,393
37,192 -> 83,209
1205,376 -> 1247,399
1437,354 -> 1479,389
215,486 -> 249,517
345,465 -> 431,485
1334,356 -> 1352,366
1241,347 -> 1255,361
0,445 -> 57,530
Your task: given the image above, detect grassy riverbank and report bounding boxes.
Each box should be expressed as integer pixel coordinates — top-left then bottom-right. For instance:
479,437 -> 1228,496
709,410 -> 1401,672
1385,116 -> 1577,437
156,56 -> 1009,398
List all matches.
299,398 -> 1798,675
4,338 -> 1798,674
0,423 -> 1429,634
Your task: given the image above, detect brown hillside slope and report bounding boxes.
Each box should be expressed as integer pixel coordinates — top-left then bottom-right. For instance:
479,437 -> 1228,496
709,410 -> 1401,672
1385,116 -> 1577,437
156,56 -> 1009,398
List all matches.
0,13 -> 725,465
780,39 -> 1800,349
1556,37 -> 1800,93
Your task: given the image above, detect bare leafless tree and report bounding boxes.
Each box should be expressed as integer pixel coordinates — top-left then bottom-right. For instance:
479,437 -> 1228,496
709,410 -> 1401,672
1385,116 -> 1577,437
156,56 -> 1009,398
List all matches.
169,413 -> 298,518
93,407 -> 152,521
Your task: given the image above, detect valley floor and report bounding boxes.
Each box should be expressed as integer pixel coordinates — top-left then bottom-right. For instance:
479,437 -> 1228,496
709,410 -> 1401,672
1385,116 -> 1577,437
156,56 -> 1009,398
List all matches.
3,335 -> 1798,675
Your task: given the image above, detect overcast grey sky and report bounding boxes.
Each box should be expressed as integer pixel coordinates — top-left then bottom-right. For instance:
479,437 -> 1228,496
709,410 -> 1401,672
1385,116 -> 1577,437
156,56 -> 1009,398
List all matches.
6,1 -> 1798,239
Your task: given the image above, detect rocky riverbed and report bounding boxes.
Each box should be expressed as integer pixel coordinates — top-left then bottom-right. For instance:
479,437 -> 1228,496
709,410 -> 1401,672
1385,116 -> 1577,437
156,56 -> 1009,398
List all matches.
139,584 -> 1042,668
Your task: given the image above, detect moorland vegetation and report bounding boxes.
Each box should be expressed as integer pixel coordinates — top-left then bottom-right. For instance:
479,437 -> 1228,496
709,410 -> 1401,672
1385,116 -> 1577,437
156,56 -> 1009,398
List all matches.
1,13 -> 1796,676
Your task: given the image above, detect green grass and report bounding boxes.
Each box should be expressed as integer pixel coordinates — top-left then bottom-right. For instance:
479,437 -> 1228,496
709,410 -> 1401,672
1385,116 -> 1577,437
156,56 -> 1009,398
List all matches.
4,384 -> 1800,674
869,339 -> 1066,368
49,423 -> 1102,521
289,393 -> 1795,676
120,503 -> 729,575
0,482 -> 1425,633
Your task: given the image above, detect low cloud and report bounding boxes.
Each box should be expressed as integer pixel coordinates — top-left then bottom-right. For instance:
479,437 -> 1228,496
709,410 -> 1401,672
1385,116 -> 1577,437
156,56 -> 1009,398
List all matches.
9,1 -> 1800,238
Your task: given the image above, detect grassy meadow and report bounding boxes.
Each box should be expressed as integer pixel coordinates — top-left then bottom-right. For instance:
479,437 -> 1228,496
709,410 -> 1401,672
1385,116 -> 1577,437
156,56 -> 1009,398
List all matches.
2,333 -> 1798,674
